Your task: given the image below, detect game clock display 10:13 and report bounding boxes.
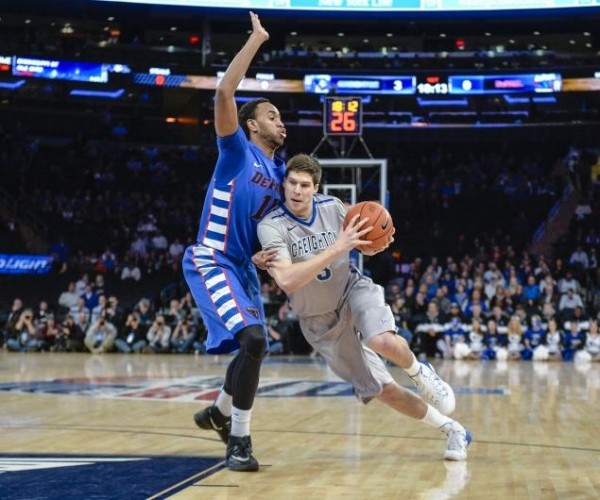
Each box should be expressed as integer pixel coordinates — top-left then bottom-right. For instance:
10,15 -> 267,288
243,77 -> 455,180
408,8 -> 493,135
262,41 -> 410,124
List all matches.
324,97 -> 363,136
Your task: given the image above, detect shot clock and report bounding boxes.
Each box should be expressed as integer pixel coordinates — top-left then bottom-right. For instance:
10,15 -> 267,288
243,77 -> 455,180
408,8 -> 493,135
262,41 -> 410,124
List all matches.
323,96 -> 362,136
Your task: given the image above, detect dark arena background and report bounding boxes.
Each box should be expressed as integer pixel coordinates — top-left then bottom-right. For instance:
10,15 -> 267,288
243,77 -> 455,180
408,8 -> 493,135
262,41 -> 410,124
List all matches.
1,1 -> 600,498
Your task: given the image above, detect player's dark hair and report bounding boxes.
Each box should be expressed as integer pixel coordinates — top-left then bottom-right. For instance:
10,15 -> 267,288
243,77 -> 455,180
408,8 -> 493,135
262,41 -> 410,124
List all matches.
285,153 -> 322,186
238,98 -> 271,138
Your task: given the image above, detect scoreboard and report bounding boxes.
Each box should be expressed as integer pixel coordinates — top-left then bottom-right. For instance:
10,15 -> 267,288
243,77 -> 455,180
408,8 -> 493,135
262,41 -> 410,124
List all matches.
323,97 -> 363,136
305,72 -> 565,96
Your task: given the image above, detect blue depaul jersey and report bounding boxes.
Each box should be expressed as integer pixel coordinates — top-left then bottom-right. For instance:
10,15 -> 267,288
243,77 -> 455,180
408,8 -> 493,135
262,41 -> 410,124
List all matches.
197,127 -> 285,260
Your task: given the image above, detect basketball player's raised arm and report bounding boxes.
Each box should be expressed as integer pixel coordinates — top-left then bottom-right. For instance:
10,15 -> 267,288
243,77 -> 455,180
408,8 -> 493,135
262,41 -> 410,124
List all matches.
214,11 -> 269,137
258,216 -> 372,295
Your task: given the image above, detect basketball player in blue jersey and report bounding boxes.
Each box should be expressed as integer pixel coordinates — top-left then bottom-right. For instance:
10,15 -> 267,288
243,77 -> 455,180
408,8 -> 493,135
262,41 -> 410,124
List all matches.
182,12 -> 286,472
257,154 -> 471,461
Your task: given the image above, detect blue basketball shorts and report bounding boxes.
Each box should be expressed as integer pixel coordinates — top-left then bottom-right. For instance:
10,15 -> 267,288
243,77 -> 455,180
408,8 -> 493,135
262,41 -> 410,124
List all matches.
183,244 -> 267,354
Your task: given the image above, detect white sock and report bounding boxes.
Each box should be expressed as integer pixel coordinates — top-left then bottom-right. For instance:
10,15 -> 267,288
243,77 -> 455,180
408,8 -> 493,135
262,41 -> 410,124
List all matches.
405,355 -> 421,378
231,407 -> 252,437
421,404 -> 453,430
215,388 -> 232,417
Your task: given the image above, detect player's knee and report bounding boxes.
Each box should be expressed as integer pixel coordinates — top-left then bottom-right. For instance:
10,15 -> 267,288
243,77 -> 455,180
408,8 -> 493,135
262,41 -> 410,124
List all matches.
368,331 -> 406,358
238,324 -> 267,359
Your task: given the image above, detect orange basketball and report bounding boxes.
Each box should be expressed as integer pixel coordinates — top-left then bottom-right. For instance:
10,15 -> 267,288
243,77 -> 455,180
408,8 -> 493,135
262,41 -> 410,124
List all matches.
343,201 -> 394,253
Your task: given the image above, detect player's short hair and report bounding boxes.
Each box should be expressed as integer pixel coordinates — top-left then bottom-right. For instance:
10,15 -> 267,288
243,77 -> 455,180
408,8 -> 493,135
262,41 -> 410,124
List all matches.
238,98 -> 271,137
285,153 -> 322,186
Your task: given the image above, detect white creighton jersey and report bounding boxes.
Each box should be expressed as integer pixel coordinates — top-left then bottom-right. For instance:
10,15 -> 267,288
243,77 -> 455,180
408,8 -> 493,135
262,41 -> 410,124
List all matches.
257,195 -> 350,316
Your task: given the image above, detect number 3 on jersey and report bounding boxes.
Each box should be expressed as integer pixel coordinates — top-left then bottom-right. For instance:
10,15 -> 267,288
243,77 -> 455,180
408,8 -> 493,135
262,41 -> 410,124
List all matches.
317,267 -> 332,282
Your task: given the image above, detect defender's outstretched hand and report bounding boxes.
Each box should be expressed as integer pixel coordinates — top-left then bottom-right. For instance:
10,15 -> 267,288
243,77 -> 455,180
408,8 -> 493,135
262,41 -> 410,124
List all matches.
249,11 -> 269,42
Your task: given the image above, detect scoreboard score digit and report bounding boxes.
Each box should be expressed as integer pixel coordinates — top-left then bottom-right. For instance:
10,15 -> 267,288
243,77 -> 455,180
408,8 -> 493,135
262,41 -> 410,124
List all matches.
324,97 -> 363,136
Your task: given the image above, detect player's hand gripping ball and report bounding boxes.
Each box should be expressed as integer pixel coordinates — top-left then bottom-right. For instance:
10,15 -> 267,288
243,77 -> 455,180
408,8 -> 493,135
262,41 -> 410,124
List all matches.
343,201 -> 394,253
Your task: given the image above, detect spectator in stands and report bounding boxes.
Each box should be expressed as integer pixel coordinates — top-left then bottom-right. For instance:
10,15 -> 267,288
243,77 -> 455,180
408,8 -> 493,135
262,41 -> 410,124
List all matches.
169,237 -> 184,261
84,315 -> 117,354
434,286 -> 451,315
558,288 -> 584,319
414,300 -> 446,360
90,294 -> 108,325
75,273 -> 90,296
115,312 -> 147,353
120,254 -> 142,281
489,285 -> 511,312
144,315 -> 172,353
105,295 -> 125,331
587,248 -> 598,286
540,302 -> 558,328
94,274 -> 107,296
390,294 -> 413,346
34,301 -> 52,329
100,247 -> 117,274
558,271 -> 581,295
70,297 -> 90,328
151,230 -> 168,251
522,275 -> 541,303
130,233 -> 147,257
539,274 -> 558,305
452,283 -> 469,312
569,245 -> 589,282
58,282 -> 79,311
81,284 -> 99,311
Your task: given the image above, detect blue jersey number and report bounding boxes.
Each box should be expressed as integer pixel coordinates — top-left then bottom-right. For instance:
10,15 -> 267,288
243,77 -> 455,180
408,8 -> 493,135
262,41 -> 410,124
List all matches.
317,267 -> 332,282
252,194 -> 279,221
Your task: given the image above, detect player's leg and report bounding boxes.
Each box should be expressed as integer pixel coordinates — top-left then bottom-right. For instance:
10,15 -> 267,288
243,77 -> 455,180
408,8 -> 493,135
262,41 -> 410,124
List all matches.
348,278 -> 456,414
367,330 -> 455,414
183,245 -> 266,471
377,380 -> 471,461
363,347 -> 470,461
224,323 -> 267,471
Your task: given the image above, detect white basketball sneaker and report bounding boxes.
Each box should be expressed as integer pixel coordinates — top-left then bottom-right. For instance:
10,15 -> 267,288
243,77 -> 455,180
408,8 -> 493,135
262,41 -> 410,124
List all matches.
441,421 -> 472,461
410,361 -> 456,415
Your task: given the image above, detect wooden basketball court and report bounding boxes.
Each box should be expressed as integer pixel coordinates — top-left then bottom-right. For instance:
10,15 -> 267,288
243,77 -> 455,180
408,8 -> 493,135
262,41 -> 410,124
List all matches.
1,351 -> 599,499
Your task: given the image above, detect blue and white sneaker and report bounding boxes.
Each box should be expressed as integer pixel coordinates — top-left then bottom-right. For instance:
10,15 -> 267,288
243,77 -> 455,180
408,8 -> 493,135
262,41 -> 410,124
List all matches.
410,361 -> 456,415
441,421 -> 472,461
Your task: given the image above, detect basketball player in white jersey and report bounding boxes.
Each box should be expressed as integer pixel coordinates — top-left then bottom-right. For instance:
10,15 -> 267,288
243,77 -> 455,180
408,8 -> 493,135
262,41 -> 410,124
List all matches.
257,154 -> 471,460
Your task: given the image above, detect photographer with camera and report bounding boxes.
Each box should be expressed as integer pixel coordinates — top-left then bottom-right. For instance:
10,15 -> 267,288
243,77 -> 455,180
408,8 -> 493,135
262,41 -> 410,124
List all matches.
115,312 -> 147,353
84,314 -> 117,354
170,315 -> 198,354
143,314 -> 172,353
6,308 -> 38,352
54,314 -> 85,352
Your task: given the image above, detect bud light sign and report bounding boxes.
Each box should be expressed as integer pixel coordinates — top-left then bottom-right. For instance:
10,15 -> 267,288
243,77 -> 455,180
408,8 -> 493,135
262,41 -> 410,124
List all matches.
0,254 -> 53,275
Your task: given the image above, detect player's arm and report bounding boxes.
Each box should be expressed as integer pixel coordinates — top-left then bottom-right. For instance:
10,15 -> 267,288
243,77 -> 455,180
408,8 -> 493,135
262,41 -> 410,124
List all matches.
214,11 -> 269,137
264,215 -> 372,295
